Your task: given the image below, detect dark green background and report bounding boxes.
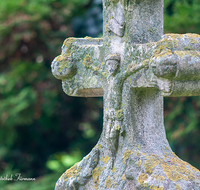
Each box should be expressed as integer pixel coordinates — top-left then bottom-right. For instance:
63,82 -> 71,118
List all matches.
0,0 -> 200,189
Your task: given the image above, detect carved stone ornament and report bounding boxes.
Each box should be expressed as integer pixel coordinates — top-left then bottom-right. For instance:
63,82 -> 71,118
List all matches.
51,0 -> 200,189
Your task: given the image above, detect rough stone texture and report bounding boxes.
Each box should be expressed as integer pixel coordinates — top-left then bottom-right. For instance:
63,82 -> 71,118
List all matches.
51,0 -> 200,189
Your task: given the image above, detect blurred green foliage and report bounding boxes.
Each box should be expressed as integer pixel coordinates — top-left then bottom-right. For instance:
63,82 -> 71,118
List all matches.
0,0 -> 200,189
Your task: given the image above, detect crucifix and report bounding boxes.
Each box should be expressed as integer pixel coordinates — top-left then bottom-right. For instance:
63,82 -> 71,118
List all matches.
51,0 -> 200,189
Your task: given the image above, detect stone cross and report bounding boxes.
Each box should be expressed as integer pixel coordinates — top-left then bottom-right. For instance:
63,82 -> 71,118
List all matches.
51,0 -> 200,189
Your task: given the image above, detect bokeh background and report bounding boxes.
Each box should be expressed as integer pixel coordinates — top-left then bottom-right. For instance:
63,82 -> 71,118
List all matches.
1,0 -> 200,189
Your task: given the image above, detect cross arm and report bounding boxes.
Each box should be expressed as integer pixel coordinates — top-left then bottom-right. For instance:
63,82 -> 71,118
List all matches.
51,37 -> 105,97
150,33 -> 200,96
118,60 -> 149,81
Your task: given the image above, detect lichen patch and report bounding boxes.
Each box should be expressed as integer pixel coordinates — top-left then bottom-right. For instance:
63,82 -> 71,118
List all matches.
152,174 -> 166,182
92,166 -> 104,179
92,166 -> 104,190
137,160 -> 142,167
138,173 -> 148,185
123,150 -> 133,163
144,155 -> 160,174
100,156 -> 110,164
61,163 -> 81,182
176,184 -> 181,190
149,185 -> 164,190
111,167 -> 116,173
122,174 -> 126,180
105,176 -> 112,188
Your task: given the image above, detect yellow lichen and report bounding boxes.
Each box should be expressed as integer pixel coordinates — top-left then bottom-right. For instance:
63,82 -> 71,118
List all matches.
95,144 -> 102,150
116,125 -> 121,130
123,150 -> 133,163
144,153 -> 198,182
153,34 -> 180,56
142,59 -> 149,66
164,33 -> 184,39
190,38 -> 198,44
105,24 -> 108,31
122,174 -> 126,180
137,160 -> 142,167
63,37 -> 76,46
174,50 -> 184,58
113,183 -> 117,188
61,163 -> 81,182
176,184 -> 181,190
86,155 -> 90,160
185,33 -> 200,38
84,36 -> 93,41
155,49 -> 173,59
137,151 -> 141,157
189,164 -> 200,174
82,54 -> 92,67
100,156 -> 110,164
92,166 -> 104,189
101,62 -> 105,65
138,173 -> 148,185
149,185 -> 164,190
105,176 -> 112,188
63,38 -> 76,57
94,66 -> 99,71
152,174 -> 166,182
94,177 -> 100,190
144,155 -> 161,174
175,50 -> 200,58
157,175 -> 166,182
54,55 -> 71,72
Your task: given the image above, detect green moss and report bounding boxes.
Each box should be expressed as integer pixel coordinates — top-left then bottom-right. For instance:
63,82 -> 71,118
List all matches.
115,109 -> 123,120
183,46 -> 194,51
116,125 -> 121,130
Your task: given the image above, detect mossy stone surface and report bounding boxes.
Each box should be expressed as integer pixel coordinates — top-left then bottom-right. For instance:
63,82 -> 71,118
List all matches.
51,1 -> 200,189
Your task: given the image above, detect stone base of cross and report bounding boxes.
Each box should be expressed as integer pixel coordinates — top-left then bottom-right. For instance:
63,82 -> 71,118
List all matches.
51,1 -> 200,189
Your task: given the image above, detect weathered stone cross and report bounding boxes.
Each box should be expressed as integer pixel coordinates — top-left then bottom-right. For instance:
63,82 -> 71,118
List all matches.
51,0 -> 200,189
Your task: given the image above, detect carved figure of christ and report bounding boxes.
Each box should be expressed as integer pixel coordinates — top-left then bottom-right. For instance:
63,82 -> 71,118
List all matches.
84,53 -> 148,162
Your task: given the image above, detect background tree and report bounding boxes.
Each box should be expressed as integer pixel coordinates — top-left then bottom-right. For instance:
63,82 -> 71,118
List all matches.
0,0 -> 200,189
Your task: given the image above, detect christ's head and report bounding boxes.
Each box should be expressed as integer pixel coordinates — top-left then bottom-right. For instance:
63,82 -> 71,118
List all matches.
106,54 -> 120,76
